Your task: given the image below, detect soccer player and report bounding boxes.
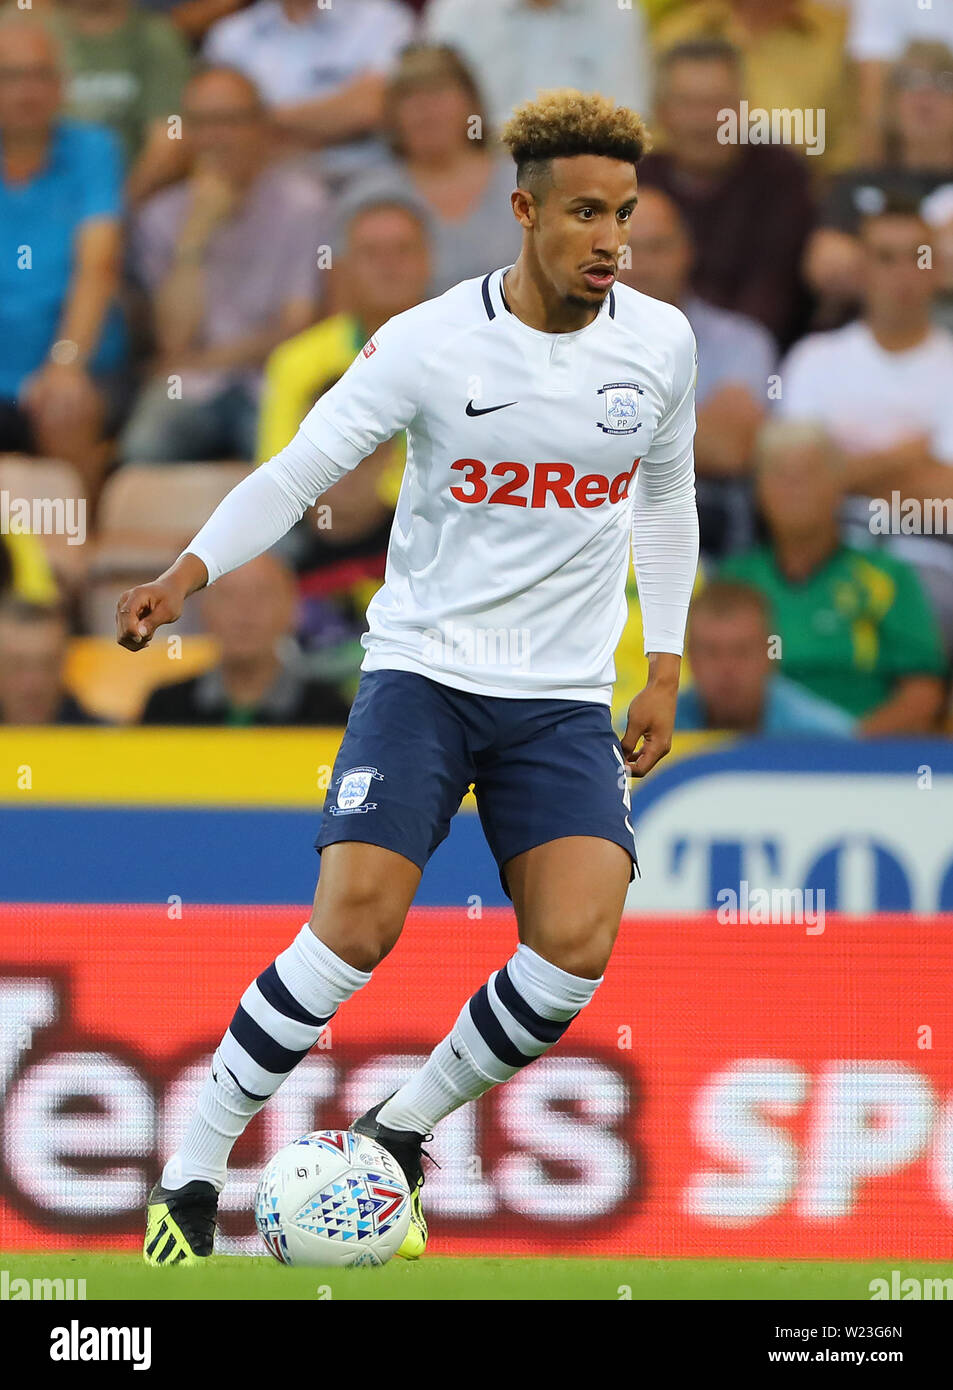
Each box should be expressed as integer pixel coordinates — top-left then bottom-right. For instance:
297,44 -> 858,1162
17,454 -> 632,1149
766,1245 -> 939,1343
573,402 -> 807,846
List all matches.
118,91 -> 699,1265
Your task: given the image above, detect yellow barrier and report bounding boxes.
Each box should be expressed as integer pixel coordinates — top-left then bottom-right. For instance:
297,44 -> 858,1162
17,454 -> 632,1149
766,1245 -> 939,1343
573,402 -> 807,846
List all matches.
0,728 -> 724,806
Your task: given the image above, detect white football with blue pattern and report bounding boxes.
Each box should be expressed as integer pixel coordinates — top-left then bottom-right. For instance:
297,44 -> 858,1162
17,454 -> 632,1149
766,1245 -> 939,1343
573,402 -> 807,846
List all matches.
255,1130 -> 412,1268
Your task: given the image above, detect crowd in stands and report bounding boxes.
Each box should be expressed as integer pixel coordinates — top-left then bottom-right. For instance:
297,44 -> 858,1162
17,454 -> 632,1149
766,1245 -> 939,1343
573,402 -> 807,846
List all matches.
1,0 -> 953,735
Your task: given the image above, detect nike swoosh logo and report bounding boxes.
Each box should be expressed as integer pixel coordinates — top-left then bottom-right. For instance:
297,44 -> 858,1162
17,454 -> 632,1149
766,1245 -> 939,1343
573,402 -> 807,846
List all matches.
466,400 -> 517,416
450,1040 -> 462,1059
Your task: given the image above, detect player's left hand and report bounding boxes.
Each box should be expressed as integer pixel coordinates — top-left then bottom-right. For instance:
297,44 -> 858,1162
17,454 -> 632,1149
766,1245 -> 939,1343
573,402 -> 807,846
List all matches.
621,681 -> 678,779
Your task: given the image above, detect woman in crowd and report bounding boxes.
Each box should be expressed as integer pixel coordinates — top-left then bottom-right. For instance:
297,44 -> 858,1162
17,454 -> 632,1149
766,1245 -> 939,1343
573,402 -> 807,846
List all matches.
352,43 -> 520,296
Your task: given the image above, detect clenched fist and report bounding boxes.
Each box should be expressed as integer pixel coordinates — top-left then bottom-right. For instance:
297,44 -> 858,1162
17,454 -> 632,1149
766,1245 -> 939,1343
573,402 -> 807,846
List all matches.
115,554 -> 208,651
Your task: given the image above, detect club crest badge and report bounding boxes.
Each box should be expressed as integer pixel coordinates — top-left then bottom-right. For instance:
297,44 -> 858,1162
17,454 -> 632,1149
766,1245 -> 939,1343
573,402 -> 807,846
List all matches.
329,766 -> 384,815
596,382 -> 644,435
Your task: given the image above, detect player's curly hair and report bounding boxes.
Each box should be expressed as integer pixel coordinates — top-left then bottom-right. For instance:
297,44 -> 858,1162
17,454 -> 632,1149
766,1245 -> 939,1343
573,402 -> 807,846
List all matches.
500,90 -> 651,193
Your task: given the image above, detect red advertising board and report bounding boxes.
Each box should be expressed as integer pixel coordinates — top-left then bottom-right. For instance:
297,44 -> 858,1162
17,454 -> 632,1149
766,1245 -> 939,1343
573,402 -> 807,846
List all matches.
1,905 -> 952,1258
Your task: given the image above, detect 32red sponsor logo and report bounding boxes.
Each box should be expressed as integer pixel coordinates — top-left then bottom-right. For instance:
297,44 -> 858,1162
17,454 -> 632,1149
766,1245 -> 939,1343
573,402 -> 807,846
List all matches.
450,458 -> 640,509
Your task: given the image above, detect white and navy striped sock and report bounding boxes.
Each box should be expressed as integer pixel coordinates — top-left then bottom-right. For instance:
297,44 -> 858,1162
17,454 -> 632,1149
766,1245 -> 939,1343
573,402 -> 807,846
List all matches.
162,925 -> 371,1191
377,943 -> 602,1136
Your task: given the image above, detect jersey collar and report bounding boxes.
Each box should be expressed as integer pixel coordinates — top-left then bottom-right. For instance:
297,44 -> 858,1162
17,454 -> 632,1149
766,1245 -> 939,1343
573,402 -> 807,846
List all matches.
481,266 -> 616,327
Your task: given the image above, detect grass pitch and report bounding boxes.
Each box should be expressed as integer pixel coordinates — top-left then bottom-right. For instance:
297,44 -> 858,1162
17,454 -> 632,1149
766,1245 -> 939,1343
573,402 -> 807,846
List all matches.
4,1252 -> 951,1301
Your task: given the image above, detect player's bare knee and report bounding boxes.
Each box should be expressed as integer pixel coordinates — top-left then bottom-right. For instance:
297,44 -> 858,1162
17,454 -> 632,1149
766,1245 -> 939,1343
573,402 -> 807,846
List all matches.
308,885 -> 405,972
537,919 -> 619,979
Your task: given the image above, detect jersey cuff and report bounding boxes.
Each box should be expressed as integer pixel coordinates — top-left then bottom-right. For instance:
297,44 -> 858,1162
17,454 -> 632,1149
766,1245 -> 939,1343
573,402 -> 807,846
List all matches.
179,544 -> 219,587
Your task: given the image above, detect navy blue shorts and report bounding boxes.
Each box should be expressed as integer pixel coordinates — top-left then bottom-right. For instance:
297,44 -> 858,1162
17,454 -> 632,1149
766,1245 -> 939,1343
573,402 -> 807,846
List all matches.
315,669 -> 638,897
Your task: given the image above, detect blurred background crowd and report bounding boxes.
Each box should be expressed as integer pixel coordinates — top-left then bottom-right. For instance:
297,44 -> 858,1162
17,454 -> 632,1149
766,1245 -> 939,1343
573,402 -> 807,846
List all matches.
1,0 -> 953,738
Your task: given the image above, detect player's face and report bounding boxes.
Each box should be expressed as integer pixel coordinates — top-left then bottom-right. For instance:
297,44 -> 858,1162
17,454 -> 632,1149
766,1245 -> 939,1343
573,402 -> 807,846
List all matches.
530,155 -> 639,309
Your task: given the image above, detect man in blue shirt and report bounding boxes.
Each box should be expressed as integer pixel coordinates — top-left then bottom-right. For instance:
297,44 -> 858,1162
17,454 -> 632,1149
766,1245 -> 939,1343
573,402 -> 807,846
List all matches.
0,16 -> 125,500
676,579 -> 857,735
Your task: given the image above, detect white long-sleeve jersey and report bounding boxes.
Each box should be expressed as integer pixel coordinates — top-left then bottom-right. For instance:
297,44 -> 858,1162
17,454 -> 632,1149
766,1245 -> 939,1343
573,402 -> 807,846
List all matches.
185,268 -> 699,704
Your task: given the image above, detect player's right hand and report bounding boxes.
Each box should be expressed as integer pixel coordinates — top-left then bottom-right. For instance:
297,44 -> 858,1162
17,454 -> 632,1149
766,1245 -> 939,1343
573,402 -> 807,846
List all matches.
116,580 -> 184,651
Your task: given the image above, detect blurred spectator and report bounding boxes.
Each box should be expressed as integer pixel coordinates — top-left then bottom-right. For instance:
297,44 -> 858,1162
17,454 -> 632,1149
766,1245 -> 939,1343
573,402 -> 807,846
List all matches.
423,0 -> 653,135
619,185 -> 776,555
140,552 -> 350,724
638,38 -> 815,344
0,15 -> 125,500
778,198 -> 953,648
0,538 -> 10,601
677,580 -> 856,733
258,191 -> 430,459
202,0 -> 414,190
351,44 -> 520,295
847,0 -> 953,163
805,41 -> 953,327
140,0 -> 250,45
258,191 -> 432,693
119,67 -> 327,465
0,600 -> 101,724
721,421 -> 947,734
47,0 -> 192,202
653,0 -> 854,168
0,532 -> 60,606
644,0 -> 692,23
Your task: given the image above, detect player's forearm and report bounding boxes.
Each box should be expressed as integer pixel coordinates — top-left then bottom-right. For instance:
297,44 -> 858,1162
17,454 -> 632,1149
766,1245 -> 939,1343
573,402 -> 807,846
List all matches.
631,445 -> 700,658
180,428 -> 353,584
645,651 -> 682,689
158,550 -> 210,601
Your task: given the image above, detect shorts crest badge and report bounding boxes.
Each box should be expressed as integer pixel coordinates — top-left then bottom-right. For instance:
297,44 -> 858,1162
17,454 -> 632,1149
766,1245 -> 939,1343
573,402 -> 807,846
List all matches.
329,766 -> 384,815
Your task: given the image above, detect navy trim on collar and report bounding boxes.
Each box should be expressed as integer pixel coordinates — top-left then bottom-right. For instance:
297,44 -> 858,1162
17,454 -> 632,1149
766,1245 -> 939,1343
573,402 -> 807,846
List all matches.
481,273 -> 495,321
484,266 -> 615,324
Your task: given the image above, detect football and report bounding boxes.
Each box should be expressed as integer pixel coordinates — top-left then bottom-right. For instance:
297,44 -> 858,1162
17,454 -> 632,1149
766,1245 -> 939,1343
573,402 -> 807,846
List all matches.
254,1130 -> 412,1267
